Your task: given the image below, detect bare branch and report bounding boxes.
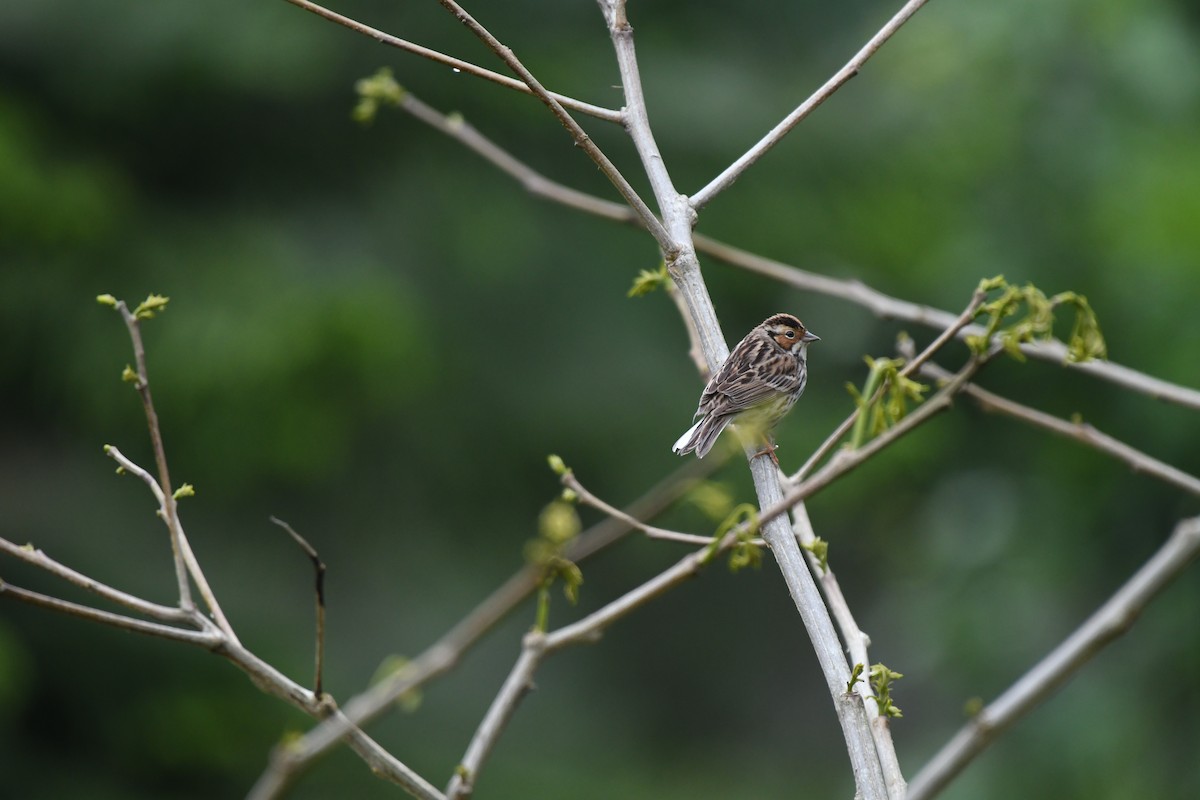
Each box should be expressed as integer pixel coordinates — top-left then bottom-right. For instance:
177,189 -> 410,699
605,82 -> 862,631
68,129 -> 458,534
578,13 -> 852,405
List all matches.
693,235 -> 1200,411
690,0 -> 932,209
600,2 -> 889,793
384,81 -> 1200,417
250,707 -> 448,800
104,442 -> 241,645
397,92 -> 637,224
920,362 -> 1200,498
0,579 -> 221,647
270,516 -> 328,697
435,0 -> 673,251
562,470 -> 761,547
907,515 -> 1200,800
247,457 -> 719,791
790,505 -> 905,800
282,0 -> 622,122
445,638 -> 543,799
0,536 -> 191,623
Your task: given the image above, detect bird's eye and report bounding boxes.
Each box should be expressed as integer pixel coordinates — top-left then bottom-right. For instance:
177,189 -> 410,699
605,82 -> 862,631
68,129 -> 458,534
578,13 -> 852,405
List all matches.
784,330 -> 796,339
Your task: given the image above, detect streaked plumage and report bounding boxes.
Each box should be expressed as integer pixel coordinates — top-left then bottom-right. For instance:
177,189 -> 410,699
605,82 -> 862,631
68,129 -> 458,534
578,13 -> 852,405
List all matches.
672,313 -> 819,459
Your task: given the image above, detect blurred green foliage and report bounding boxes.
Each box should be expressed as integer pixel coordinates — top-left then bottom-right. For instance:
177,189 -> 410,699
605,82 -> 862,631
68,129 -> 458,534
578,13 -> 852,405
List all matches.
1,0 -> 1199,798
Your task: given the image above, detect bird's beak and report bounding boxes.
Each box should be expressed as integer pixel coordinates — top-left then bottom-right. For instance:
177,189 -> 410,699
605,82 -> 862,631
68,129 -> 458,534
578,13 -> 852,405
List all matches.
802,331 -> 820,343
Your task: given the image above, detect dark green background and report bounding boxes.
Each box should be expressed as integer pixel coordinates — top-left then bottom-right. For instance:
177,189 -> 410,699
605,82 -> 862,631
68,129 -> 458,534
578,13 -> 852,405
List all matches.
2,0 -> 1199,797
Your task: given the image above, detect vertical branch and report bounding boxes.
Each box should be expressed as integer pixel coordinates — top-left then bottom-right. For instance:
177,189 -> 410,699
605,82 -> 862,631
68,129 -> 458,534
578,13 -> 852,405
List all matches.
270,517 -> 328,697
597,2 -> 889,795
113,298 -> 193,610
748,459 -> 889,799
792,504 -> 906,800
104,295 -> 239,643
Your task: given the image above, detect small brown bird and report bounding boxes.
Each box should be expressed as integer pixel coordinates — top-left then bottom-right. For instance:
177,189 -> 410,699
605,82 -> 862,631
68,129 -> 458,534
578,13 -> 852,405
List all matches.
672,313 -> 819,459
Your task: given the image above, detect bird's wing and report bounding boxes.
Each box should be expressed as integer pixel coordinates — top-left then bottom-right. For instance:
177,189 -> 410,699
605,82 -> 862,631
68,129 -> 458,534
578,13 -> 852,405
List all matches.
698,342 -> 800,416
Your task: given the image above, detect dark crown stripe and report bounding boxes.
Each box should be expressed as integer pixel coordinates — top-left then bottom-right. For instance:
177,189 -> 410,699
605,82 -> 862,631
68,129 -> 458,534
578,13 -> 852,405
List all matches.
762,313 -> 803,329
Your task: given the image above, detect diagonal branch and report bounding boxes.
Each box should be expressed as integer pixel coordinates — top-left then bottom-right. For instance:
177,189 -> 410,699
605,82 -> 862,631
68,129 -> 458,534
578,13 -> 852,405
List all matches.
0,536 -> 191,623
246,456 -> 719,795
562,470 -> 760,547
445,497 -> 763,798
435,0 -> 673,251
104,443 -> 240,645
907,514 -> 1200,800
690,0 -> 932,209
919,362 -> 1200,497
382,83 -> 1200,415
693,236 -> 1200,411
282,0 -> 622,122
397,91 -> 637,224
792,286 -> 987,483
0,579 -> 222,647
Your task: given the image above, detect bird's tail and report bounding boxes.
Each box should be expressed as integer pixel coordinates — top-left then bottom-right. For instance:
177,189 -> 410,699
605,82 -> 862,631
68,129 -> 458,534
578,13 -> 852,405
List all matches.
672,415 -> 731,458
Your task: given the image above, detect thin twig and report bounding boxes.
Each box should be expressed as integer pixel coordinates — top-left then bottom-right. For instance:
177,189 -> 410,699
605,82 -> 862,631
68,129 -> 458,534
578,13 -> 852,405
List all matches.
114,301 -> 192,610
690,0 -> 932,209
763,351 -> 995,534
104,443 -> 241,646
270,516 -> 328,697
693,235 -> 1200,411
282,0 -> 621,122
435,0 -> 673,251
792,287 -> 987,483
562,471 -> 764,547
443,501 -> 761,797
922,362 -> 1200,496
0,580 -> 222,647
907,515 -> 1200,800
0,536 -> 191,623
247,456 -> 721,794
445,638 -> 544,799
398,92 -> 637,224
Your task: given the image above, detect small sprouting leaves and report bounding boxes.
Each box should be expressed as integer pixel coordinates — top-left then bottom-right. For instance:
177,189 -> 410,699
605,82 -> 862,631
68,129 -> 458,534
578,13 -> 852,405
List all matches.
846,662 -> 865,694
353,67 -> 405,125
705,503 -> 761,572
538,500 -> 581,545
802,536 -> 829,573
172,483 -> 195,501
627,263 -> 670,298
95,294 -> 117,307
546,453 -> 569,476
846,356 -> 928,448
869,663 -> 904,719
967,276 -> 1106,363
133,294 -> 169,320
1055,291 -> 1107,362
121,364 -> 138,384
526,493 -> 585,630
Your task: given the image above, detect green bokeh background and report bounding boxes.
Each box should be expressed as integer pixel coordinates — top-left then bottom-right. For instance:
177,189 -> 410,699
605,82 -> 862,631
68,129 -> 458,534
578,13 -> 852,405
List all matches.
2,1 -> 1199,797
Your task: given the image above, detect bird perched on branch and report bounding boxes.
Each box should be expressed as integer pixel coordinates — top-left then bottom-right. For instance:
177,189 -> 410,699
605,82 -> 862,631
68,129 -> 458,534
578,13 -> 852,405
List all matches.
672,313 -> 819,461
